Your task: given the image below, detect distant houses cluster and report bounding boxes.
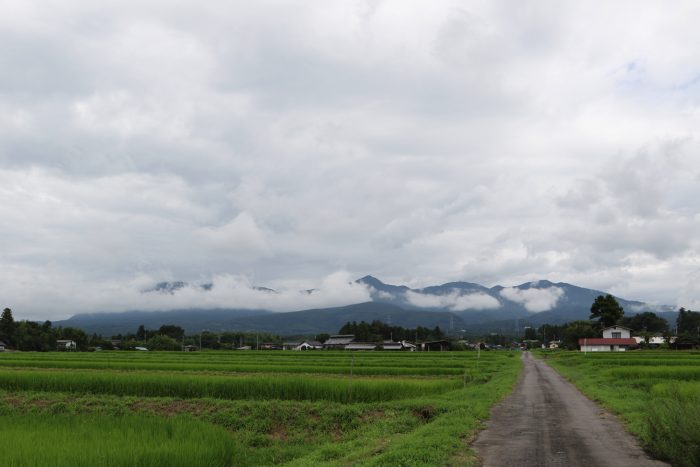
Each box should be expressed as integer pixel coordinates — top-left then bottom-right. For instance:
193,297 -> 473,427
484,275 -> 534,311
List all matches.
255,335 -> 450,351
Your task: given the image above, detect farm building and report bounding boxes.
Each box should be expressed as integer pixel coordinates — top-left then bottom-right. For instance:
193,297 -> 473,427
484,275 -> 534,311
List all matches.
579,326 -> 637,352
259,343 -> 282,350
282,341 -> 323,350
323,335 -> 355,350
421,340 -> 450,351
0,340 -> 6,352
345,343 -> 378,351
382,341 -> 417,351
632,336 -> 675,347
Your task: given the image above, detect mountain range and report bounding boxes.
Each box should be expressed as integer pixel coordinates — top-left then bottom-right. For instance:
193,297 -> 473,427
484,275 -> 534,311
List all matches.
55,276 -> 677,337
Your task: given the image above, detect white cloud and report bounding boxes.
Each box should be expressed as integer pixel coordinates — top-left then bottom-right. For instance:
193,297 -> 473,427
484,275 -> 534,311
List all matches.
499,286 -> 564,312
405,290 -> 500,311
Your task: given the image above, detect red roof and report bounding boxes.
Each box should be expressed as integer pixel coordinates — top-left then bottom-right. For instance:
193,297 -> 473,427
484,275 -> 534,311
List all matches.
578,338 -> 637,346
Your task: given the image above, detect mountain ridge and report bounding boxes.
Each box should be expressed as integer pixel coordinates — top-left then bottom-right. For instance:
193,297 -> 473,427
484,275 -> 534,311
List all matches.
53,275 -> 676,336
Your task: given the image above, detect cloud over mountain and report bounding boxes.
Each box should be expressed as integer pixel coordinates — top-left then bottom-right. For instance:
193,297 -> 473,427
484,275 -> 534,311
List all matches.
499,286 -> 565,313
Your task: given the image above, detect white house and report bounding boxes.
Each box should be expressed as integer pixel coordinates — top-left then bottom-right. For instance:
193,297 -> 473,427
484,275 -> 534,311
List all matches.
56,339 -> 77,351
602,326 -> 631,339
283,341 -> 323,350
0,340 -> 6,352
579,326 -> 637,352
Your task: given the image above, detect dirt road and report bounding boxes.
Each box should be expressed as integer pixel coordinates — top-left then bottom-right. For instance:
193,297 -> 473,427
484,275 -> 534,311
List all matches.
472,352 -> 668,467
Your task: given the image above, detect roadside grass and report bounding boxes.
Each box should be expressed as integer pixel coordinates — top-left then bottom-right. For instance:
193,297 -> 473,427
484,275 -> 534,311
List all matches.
544,351 -> 700,467
0,350 -> 521,465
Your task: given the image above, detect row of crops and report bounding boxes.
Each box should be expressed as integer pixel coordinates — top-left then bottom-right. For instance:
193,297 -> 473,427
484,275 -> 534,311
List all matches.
0,350 -> 509,375
0,350 -> 521,466
545,350 -> 700,467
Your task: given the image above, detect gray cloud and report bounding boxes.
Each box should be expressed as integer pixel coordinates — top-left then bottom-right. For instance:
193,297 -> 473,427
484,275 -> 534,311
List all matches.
2,0 -> 700,319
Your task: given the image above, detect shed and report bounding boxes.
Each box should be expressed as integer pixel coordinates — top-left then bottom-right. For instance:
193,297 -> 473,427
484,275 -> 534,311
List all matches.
0,340 -> 6,352
421,340 -> 449,351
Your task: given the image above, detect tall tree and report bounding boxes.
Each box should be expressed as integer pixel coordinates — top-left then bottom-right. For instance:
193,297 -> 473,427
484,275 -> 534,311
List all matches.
0,307 -> 16,346
620,311 -> 669,334
590,295 -> 624,328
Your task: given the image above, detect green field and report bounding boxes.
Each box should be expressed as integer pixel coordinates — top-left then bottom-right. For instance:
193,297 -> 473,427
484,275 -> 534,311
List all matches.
0,350 -> 521,466
544,351 -> 700,467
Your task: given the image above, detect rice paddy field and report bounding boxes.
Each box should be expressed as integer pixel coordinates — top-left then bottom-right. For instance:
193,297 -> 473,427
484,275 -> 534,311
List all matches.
0,350 -> 521,466
544,350 -> 700,467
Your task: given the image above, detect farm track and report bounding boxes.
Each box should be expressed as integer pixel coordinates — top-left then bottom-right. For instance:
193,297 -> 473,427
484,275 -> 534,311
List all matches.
472,352 -> 668,467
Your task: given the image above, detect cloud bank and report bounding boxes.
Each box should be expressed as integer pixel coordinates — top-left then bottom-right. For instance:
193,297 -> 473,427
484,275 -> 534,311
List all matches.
499,286 -> 565,313
405,290 -> 501,311
2,1 -> 700,319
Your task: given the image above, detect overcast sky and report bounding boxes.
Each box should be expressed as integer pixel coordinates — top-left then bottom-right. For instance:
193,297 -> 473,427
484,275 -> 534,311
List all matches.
2,0 -> 700,320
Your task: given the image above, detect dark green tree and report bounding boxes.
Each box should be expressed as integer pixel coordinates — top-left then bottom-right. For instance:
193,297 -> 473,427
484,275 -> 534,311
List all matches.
0,307 -> 16,346
590,295 -> 624,328
157,324 -> 185,340
620,311 -> 669,334
136,325 -> 146,341
562,320 -> 598,349
146,334 -> 180,351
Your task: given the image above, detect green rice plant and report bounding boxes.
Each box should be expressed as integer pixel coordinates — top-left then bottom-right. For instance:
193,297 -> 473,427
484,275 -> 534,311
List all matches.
606,366 -> 700,380
645,385 -> 700,467
0,368 -> 462,402
651,381 -> 700,400
0,413 -> 237,466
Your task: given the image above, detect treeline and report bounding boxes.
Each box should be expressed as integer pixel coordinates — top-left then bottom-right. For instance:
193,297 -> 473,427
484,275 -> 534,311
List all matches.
338,320 -> 445,342
0,308 -> 90,351
523,306 -> 700,350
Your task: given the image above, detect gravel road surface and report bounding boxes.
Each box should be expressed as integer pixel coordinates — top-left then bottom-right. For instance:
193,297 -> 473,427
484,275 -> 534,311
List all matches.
472,352 -> 668,467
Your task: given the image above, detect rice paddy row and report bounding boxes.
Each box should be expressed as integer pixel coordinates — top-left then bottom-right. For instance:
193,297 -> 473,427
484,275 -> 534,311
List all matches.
0,350 -> 522,466
0,351 -> 511,376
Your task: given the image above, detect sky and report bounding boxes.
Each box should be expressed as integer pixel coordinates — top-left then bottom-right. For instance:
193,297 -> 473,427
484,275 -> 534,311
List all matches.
2,0 -> 700,320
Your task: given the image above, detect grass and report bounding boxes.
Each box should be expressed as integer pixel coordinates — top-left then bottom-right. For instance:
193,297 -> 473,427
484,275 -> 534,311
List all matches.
0,350 -> 521,465
544,350 -> 700,467
0,413 -> 238,466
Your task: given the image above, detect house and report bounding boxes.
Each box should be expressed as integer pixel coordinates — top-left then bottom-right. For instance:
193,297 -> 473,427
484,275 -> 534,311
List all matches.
323,335 -> 355,350
421,340 -> 450,351
549,340 -> 562,349
382,340 -> 417,351
0,340 -> 6,352
345,343 -> 378,351
56,339 -> 77,351
183,345 -> 197,352
602,326 -> 632,339
579,326 -> 637,352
